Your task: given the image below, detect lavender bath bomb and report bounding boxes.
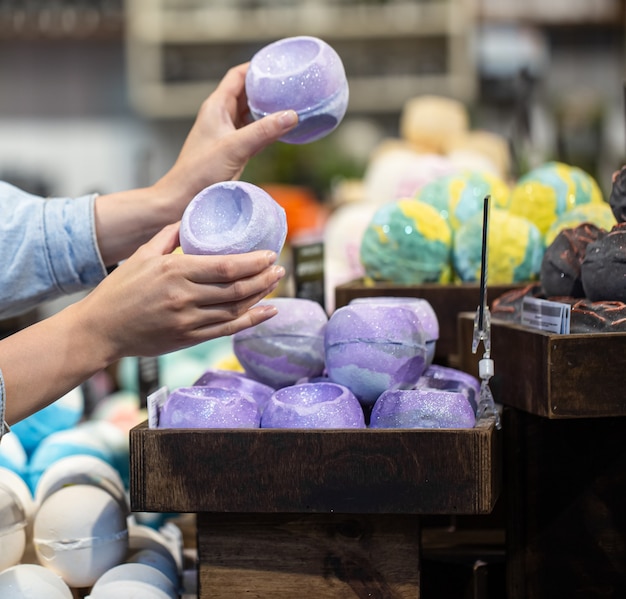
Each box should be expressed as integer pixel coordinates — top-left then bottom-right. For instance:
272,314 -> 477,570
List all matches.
246,36 -> 349,144
414,364 -> 480,414
369,388 -> 476,429
193,368 -> 275,412
261,382 -> 365,429
233,297 -> 328,388
180,181 -> 287,256
324,303 -> 428,407
158,386 -> 260,429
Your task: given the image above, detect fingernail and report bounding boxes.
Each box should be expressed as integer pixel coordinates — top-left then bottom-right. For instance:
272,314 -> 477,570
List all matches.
278,110 -> 298,128
265,251 -> 277,263
272,265 -> 286,279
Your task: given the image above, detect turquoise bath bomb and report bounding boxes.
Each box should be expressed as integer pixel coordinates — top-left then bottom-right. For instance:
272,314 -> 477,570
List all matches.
360,199 -> 453,284
453,208 -> 543,283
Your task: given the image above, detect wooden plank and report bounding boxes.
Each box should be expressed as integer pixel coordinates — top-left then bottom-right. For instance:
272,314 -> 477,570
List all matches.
335,280 -> 521,362
196,513 -> 420,598
458,314 -> 626,418
130,417 -> 501,515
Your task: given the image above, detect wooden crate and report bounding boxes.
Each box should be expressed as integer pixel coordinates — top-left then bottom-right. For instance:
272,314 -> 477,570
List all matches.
130,418 -> 501,598
457,313 -> 626,418
335,279 -> 522,363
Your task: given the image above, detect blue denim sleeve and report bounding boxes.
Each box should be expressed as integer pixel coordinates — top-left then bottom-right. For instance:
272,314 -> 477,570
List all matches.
0,181 -> 107,319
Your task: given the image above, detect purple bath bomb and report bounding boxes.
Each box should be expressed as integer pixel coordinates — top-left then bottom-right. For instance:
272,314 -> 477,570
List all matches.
233,298 -> 328,388
180,181 -> 287,256
414,364 -> 480,414
246,36 -> 349,144
192,368 -> 275,412
261,382 -> 365,429
369,388 -> 476,429
158,386 -> 260,429
350,296 -> 439,365
324,303 -> 428,407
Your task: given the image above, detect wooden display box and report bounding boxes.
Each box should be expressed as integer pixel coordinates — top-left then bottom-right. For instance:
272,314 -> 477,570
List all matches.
458,313 -> 626,419
130,418 -> 501,598
335,280 -> 521,362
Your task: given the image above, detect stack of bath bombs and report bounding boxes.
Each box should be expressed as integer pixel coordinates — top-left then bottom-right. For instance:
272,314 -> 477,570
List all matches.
157,296 -> 478,430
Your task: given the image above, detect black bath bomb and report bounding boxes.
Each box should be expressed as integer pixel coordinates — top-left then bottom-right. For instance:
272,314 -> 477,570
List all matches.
570,298 -> 626,333
540,223 -> 607,298
609,165 -> 626,223
581,223 -> 626,302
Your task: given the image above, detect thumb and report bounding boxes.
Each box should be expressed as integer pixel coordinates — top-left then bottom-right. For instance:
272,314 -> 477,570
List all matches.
234,110 -> 299,156
139,222 -> 182,257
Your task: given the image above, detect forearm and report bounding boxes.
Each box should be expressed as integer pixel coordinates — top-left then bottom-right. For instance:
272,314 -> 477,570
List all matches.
0,301 -> 112,425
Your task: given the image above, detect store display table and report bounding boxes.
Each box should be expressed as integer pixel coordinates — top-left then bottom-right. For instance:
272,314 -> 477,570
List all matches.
130,418 -> 501,598
458,313 -> 626,598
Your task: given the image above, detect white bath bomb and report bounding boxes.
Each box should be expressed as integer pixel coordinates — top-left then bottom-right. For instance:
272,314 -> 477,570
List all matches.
180,181 -> 287,257
88,563 -> 177,599
246,35 -> 349,144
33,484 -> 128,588
0,564 -> 72,599
0,480 -> 28,570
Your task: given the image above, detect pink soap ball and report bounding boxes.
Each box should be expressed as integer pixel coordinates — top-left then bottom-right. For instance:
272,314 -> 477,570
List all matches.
192,368 -> 275,413
261,382 -> 365,429
233,297 -> 328,389
369,388 -> 476,429
246,35 -> 349,144
180,181 -> 287,256
324,303 -> 428,407
158,386 -> 261,429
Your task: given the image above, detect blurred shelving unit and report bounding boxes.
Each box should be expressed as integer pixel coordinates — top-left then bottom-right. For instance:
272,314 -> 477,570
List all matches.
125,0 -> 478,118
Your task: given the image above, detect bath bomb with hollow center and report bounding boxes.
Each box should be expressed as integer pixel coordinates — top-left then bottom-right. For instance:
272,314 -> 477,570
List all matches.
233,297 -> 328,388
246,35 -> 349,144
414,364 -> 480,414
324,303 -> 428,407
261,382 -> 365,429
33,484 -> 129,588
158,386 -> 261,429
369,388 -> 476,429
180,181 -> 287,256
193,368 -> 275,412
0,564 -> 73,599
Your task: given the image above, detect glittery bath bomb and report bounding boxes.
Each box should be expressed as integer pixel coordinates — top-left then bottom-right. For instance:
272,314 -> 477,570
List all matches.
324,303 -> 428,407
180,181 -> 287,256
158,386 -> 261,429
246,35 -> 349,144
415,169 -> 511,231
233,297 -> 328,388
414,364 -> 480,414
261,382 -> 365,429
369,388 -> 476,429
193,368 -> 275,412
453,208 -> 543,283
360,198 -> 453,284
509,161 -> 604,235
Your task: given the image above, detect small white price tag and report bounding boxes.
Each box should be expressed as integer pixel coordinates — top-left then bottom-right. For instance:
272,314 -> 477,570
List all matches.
147,386 -> 169,429
521,297 -> 571,335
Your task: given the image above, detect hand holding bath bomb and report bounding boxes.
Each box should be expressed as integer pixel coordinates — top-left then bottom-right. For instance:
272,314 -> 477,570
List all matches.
246,35 -> 349,144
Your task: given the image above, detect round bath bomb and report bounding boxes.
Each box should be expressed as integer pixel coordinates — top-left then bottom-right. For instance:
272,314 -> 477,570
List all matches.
261,382 -> 365,429
453,208 -> 543,284
127,549 -> 180,592
233,297 -> 328,388
360,198 -> 453,284
581,223 -> 626,302
0,431 -> 28,479
415,170 -> 511,231
543,201 -> 615,247
509,161 -> 604,235
399,94 -> 469,153
609,165 -> 626,223
89,563 -> 178,599
246,35 -> 349,144
158,386 -> 261,429
444,129 -> 512,179
415,364 -> 480,414
193,368 -> 275,412
0,564 -> 73,599
350,296 -> 439,366
325,303 -> 428,406
369,388 -> 476,429
570,299 -> 626,333
0,480 -> 28,571
540,223 -> 606,298
180,181 -> 287,256
33,484 -> 128,588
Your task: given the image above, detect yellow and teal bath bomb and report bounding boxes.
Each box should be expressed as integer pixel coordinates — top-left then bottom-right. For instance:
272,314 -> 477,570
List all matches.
415,170 -> 511,232
509,161 -> 603,236
360,198 -> 453,284
453,208 -> 543,284
544,201 -> 616,247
